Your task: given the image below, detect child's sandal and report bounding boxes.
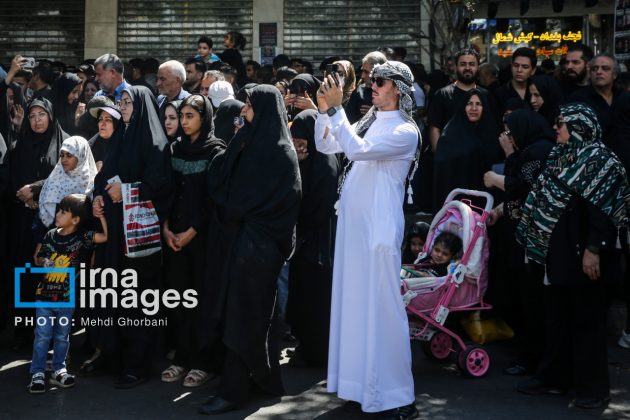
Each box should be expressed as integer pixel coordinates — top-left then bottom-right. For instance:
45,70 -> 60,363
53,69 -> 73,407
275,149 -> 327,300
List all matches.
49,369 -> 75,388
183,369 -> 210,387
161,365 -> 186,383
28,373 -> 46,394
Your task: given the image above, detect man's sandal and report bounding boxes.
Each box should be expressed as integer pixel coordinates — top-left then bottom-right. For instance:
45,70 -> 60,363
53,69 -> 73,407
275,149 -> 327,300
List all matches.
183,369 -> 210,387
161,365 -> 187,383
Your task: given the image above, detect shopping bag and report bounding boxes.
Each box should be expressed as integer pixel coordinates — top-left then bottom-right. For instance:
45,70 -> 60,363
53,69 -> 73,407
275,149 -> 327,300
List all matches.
461,310 -> 514,344
122,182 -> 161,258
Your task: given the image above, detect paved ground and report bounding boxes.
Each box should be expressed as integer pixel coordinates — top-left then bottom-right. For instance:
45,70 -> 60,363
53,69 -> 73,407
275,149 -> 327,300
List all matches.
0,326 -> 629,420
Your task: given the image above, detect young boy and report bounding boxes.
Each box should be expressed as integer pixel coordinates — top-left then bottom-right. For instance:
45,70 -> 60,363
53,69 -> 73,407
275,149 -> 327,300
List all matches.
415,231 -> 462,277
28,194 -> 108,394
195,35 -> 220,65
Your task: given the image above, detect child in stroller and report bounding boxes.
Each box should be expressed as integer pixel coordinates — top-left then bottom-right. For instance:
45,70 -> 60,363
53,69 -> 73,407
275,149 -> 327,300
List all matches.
401,189 -> 493,378
414,232 -> 463,278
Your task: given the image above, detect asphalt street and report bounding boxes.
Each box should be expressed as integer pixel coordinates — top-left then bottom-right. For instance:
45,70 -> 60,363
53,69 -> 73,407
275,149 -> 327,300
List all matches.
0,327 -> 628,420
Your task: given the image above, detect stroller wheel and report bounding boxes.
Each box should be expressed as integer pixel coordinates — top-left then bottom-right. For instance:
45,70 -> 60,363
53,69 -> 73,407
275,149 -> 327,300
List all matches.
422,332 -> 453,360
458,345 -> 490,378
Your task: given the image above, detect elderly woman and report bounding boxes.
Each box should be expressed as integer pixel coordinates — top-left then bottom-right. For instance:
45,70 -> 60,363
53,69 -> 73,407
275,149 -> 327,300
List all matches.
515,103 -> 630,409
8,98 -> 68,345
90,85 -> 173,387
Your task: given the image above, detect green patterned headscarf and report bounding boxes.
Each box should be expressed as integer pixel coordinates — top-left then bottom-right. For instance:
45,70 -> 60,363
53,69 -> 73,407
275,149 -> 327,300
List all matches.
516,102 -> 630,265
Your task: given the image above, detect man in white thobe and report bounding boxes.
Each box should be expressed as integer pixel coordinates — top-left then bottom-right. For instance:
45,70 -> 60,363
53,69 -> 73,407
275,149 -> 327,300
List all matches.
315,61 -> 420,419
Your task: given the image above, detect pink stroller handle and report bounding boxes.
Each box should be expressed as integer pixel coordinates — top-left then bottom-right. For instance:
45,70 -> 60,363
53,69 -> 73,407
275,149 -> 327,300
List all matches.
444,189 -> 494,214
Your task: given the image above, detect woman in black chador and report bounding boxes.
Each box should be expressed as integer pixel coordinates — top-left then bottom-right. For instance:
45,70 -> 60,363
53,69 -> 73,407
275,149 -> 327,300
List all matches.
160,95 -> 223,387
432,88 -> 502,211
8,98 -> 68,345
199,85 -> 301,414
90,85 -> 173,387
286,109 -> 340,367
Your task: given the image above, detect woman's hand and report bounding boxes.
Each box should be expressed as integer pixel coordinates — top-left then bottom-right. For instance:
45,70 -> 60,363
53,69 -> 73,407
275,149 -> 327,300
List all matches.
11,104 -> 24,129
163,222 -> 181,252
105,182 -> 122,203
582,249 -> 600,281
483,171 -> 498,189
16,184 -> 33,202
75,102 -> 86,124
173,228 -> 197,249
499,131 -> 516,157
293,93 -> 317,111
487,204 -> 503,226
92,195 -> 105,217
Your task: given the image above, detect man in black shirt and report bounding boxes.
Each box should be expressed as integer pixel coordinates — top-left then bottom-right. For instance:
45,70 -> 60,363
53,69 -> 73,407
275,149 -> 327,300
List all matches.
561,44 -> 593,98
493,47 -> 537,120
427,47 -> 492,151
569,54 -> 620,145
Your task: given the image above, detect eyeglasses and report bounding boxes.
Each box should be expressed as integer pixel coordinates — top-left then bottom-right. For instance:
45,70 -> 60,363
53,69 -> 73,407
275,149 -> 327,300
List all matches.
59,151 -> 74,159
503,130 -> 511,137
118,99 -> 132,108
28,112 -> 47,121
370,77 -> 387,88
555,115 -> 565,127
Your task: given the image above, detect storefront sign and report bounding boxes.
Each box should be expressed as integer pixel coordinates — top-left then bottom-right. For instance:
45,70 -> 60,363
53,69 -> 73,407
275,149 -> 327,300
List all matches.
498,45 -> 569,59
492,31 -> 582,45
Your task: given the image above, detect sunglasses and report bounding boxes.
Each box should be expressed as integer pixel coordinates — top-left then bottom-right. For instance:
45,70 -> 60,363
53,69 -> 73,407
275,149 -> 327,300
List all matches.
555,115 -> 565,127
370,77 -> 387,88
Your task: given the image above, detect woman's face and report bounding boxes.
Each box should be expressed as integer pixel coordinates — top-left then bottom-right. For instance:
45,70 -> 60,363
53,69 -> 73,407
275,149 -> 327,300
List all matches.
119,92 -> 134,123
241,98 -> 254,123
28,106 -> 50,134
164,106 -> 179,137
465,94 -> 483,123
224,34 -> 234,49
292,137 -> 309,161
246,64 -> 256,81
6,88 -> 14,108
83,82 -> 98,103
554,114 -> 570,144
59,150 -> 79,172
274,83 -> 287,96
98,111 -> 115,139
67,84 -> 82,105
529,84 -> 544,112
179,105 -> 203,140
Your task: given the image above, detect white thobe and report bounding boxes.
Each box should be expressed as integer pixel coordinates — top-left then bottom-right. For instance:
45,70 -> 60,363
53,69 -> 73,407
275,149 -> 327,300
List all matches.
315,108 -> 418,412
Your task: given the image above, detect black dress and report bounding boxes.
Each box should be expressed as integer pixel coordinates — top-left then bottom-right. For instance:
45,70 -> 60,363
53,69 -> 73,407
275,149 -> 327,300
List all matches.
286,110 -> 340,365
202,85 -> 301,402
213,98 -> 244,144
8,99 -> 68,339
164,95 -> 223,370
432,89 -> 502,211
92,85 -> 173,378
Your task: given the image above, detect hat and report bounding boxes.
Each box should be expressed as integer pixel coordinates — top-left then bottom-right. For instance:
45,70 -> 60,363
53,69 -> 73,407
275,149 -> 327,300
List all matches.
88,96 -> 121,120
208,81 -> 235,108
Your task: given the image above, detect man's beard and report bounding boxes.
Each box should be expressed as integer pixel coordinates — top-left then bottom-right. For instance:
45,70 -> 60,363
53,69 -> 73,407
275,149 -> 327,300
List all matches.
567,67 -> 587,82
456,70 -> 477,84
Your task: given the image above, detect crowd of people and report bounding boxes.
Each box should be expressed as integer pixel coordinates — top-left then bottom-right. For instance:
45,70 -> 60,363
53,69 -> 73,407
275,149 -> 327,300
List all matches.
1,30 -> 630,417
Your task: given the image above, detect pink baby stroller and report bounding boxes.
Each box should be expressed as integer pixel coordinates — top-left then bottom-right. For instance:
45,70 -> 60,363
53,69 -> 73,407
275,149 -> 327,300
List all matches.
401,189 -> 493,377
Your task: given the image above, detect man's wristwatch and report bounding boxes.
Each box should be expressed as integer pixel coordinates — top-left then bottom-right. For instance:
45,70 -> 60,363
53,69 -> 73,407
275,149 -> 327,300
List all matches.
326,105 -> 342,117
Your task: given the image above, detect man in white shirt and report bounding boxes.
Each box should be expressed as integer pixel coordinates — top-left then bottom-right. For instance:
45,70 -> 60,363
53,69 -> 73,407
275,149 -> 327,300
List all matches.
315,61 -> 420,420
